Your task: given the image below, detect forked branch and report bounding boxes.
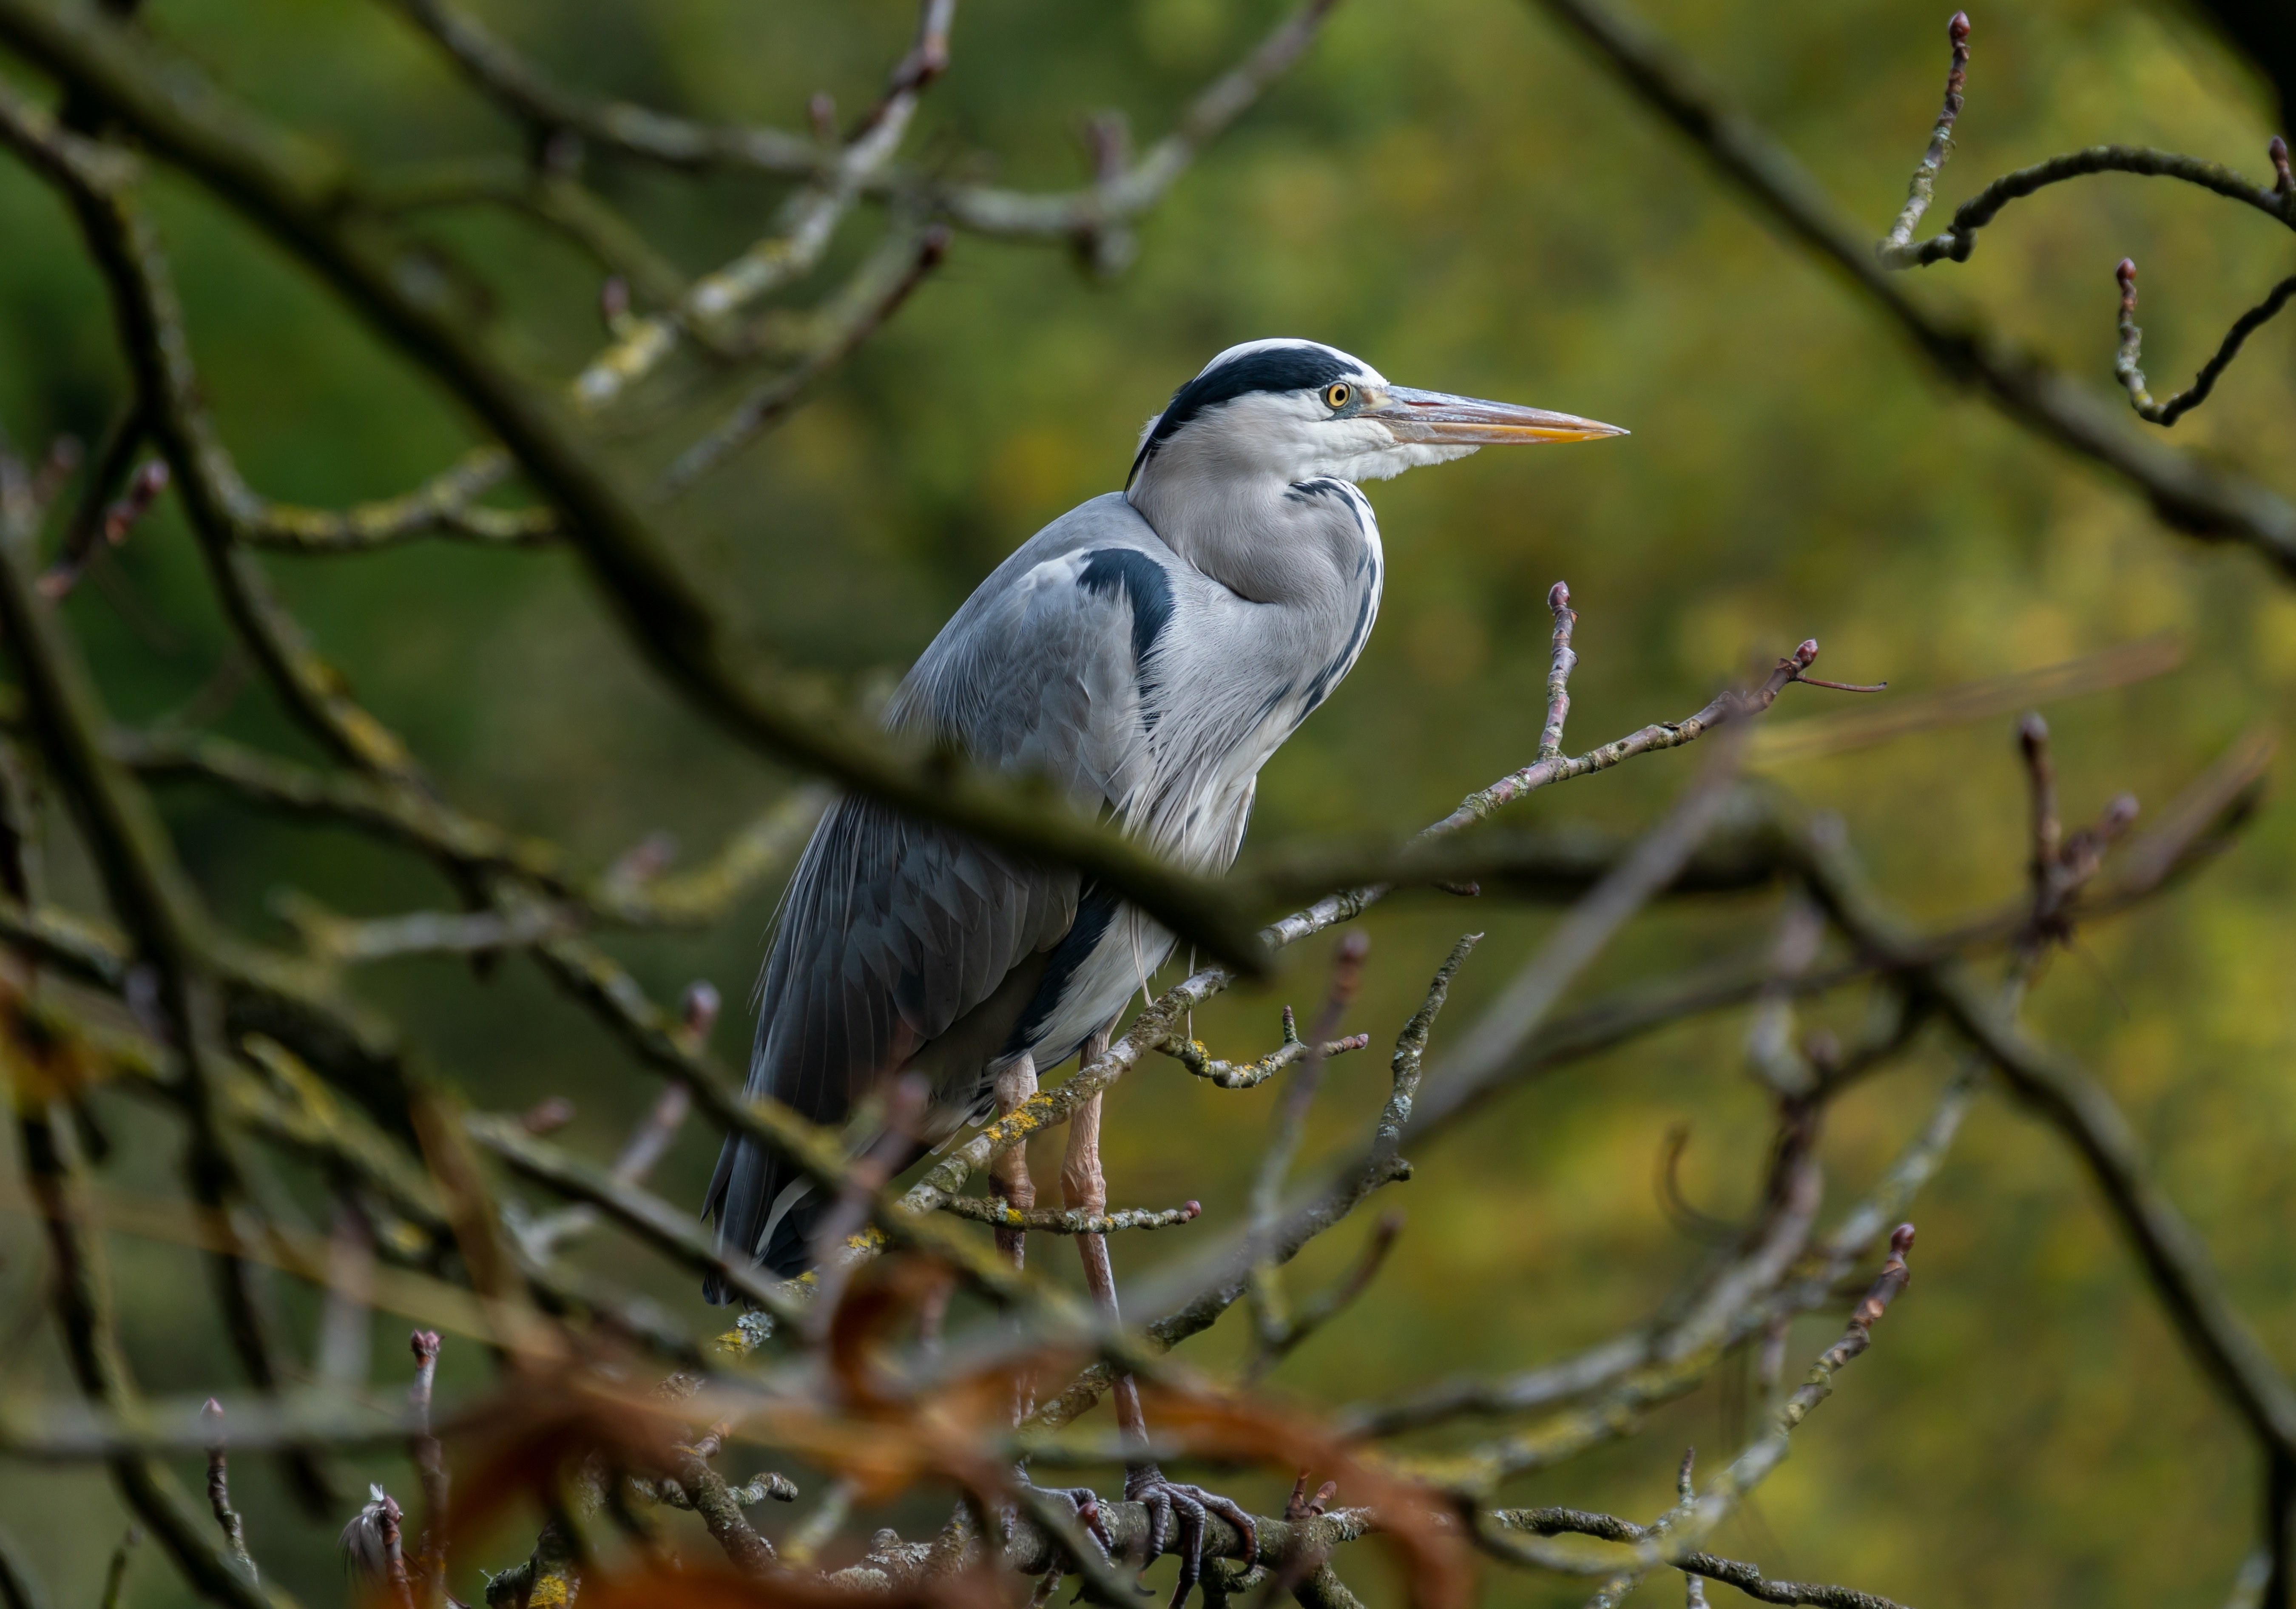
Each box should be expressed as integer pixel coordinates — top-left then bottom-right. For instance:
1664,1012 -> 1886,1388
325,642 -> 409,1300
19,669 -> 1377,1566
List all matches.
2116,258 -> 2296,427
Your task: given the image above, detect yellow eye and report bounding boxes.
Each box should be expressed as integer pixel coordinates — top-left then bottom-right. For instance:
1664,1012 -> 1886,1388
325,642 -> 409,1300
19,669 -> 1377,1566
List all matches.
1324,382 -> 1353,410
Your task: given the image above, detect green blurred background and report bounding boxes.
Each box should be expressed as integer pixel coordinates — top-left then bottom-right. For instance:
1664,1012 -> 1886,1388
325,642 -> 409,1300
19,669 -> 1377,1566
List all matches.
2,0 -> 2293,1603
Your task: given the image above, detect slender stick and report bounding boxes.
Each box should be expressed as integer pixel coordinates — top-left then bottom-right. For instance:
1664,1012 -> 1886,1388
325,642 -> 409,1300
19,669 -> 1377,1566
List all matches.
1536,581 -> 1577,763
406,1332 -> 446,1606
199,1401 -> 257,1583
2114,258 -> 2296,427
1876,12 -> 1969,263
1527,0 -> 2296,576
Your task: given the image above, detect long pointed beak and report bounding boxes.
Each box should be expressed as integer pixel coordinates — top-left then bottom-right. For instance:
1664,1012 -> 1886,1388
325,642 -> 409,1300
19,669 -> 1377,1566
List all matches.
1375,386 -> 1628,445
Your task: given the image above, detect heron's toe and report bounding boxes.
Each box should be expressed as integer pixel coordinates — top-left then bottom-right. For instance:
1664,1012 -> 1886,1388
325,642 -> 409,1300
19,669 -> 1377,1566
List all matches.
1023,1481 -> 1117,1560
1122,1464 -> 1258,1608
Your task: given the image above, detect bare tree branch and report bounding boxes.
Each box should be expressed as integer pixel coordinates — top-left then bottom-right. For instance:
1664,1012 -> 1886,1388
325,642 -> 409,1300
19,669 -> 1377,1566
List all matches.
1527,0 -> 2296,576
0,43 -> 1269,969
371,0 -> 819,175
2115,258 -> 2296,426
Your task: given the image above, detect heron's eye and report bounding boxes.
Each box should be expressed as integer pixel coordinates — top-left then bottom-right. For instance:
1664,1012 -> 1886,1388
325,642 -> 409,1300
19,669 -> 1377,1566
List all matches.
1323,382 -> 1352,411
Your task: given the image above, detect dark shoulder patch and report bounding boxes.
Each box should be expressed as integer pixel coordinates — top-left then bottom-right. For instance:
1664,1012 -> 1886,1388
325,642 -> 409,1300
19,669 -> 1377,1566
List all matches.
1004,883 -> 1122,1057
1077,548 -> 1175,671
1301,580 -> 1377,717
1129,344 -> 1355,484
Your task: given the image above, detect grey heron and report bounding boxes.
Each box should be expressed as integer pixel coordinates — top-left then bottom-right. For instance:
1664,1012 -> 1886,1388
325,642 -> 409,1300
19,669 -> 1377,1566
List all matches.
703,337 -> 1623,1596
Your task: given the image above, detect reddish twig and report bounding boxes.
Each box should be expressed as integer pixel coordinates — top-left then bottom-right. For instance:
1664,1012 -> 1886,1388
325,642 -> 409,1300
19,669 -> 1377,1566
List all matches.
38,456 -> 167,599
408,1331 -> 447,1605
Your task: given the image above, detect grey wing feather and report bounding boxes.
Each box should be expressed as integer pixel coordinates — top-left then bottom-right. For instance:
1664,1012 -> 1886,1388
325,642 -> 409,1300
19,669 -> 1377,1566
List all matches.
705,496 -> 1169,1285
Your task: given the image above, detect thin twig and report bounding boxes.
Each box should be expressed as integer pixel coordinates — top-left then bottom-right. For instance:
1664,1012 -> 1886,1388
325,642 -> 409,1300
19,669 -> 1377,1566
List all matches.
1791,809 -> 2296,1458
407,1331 -> 446,1606
1494,1509 -> 1912,1609
905,631 -> 1843,1219
935,0 -> 1346,242
464,1112 -> 808,1325
568,0 -> 953,415
1480,1225 -> 1917,1569
656,224 -> 949,495
371,0 -> 818,174
234,447 -> 559,551
12,1108 -> 273,1609
672,1437 -> 776,1578
1537,581 -> 1577,763
1875,11 -> 1968,262
0,1526 -> 50,1609
2114,259 -> 2296,427
97,1529 -> 139,1609
1159,1009 -> 1372,1090
1427,734 -> 1747,1097
199,1400 -> 257,1583
0,59 -> 1271,970
1249,933 -> 1370,1348
939,1198 -> 1203,1234
1528,0 -> 2296,575
1895,146 -> 2290,269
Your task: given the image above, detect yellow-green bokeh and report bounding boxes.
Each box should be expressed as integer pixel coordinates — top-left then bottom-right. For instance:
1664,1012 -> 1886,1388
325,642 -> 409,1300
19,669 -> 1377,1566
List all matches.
0,1 -> 2292,1605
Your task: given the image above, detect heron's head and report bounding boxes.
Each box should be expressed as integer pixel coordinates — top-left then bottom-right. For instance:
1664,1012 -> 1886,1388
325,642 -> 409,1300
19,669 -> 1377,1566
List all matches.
1126,338 -> 1625,494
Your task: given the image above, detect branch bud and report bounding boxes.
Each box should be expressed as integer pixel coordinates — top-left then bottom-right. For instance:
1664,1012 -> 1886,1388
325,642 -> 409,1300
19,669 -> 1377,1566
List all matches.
521,1095 -> 576,1134
608,829 -> 678,884
103,458 -> 170,545
681,979 -> 722,1043
1084,110 -> 1134,183
2017,710 -> 2049,756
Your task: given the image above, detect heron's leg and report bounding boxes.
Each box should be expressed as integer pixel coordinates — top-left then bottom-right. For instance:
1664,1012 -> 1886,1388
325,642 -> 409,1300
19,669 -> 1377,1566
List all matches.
989,1052 -> 1037,1270
1060,1032 -> 1120,1318
989,1050 -> 1114,1574
989,1051 -> 1064,1442
1062,1031 -> 1258,1609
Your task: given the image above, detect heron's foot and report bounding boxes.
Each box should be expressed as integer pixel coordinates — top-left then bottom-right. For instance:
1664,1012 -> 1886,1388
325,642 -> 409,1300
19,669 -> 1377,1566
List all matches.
1124,1462 -> 1259,1609
1009,1480 -> 1117,1565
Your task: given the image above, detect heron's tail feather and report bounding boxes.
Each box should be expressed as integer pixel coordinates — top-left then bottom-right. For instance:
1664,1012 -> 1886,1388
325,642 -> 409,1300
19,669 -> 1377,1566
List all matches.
701,1139 -> 823,1302
701,1130 -> 936,1302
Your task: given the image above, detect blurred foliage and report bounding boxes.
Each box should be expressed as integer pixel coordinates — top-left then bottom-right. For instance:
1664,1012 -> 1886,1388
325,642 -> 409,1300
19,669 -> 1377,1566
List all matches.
1,0 -> 2293,1605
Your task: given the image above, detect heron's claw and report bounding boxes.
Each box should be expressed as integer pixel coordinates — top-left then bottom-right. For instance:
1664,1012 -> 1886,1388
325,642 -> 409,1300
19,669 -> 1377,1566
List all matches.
1014,1481 -> 1118,1564
1124,1463 -> 1258,1609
